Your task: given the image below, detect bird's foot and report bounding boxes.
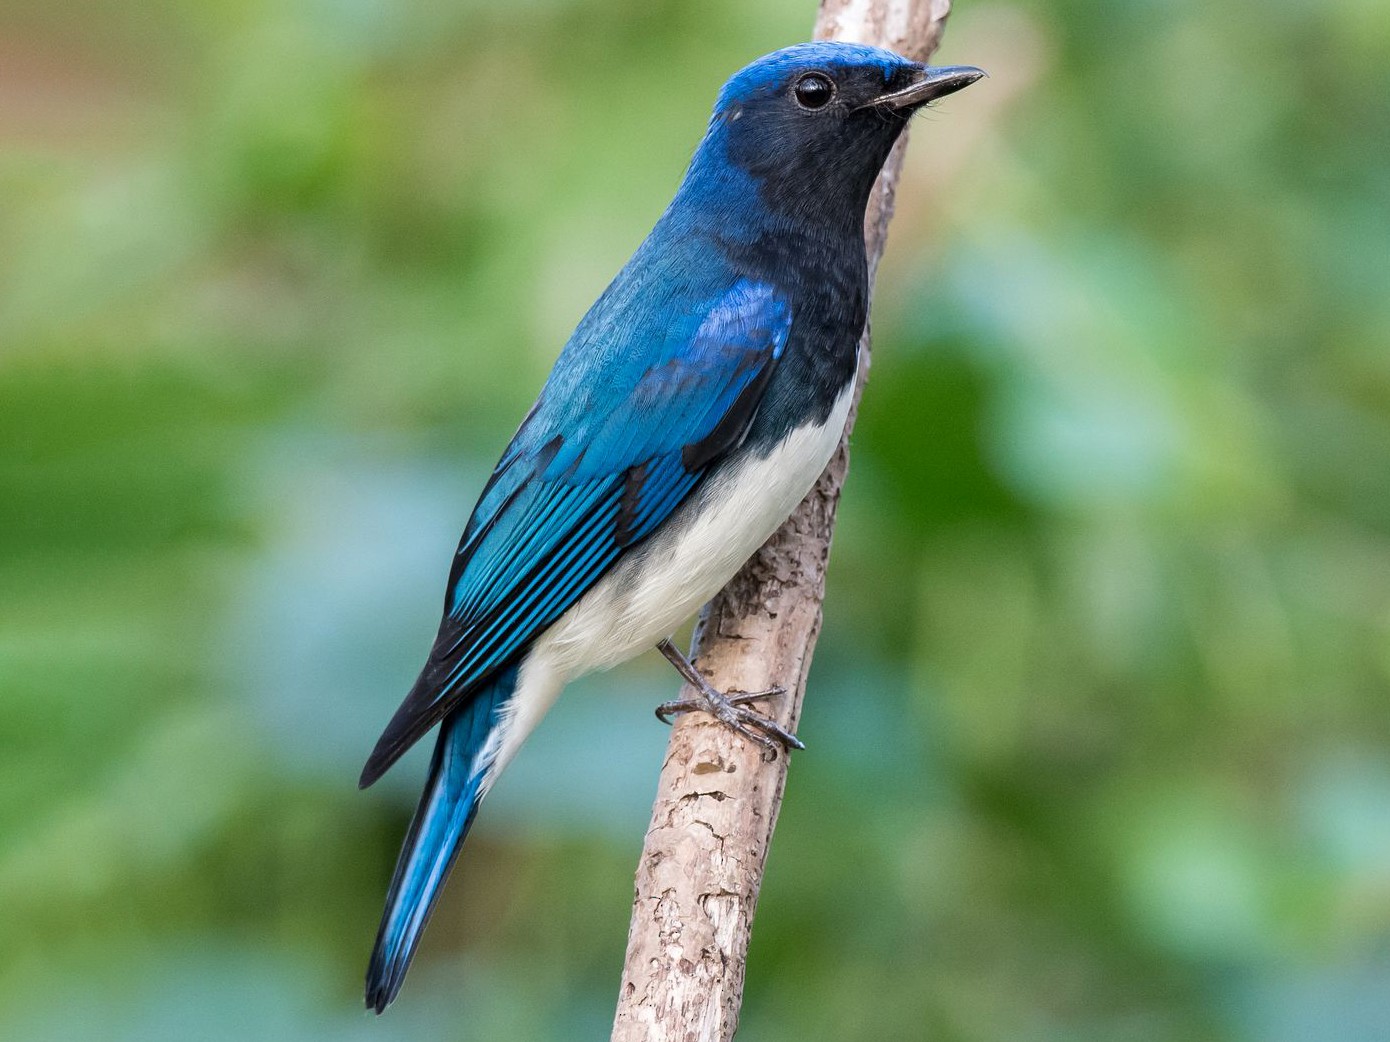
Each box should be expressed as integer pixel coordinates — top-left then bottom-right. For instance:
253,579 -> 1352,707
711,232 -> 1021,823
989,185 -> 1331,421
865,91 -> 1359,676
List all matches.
654,687 -> 802,760
654,639 -> 805,760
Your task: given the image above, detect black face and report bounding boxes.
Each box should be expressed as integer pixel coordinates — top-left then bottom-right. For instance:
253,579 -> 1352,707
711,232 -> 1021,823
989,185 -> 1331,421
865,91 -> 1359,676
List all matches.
712,56 -> 981,223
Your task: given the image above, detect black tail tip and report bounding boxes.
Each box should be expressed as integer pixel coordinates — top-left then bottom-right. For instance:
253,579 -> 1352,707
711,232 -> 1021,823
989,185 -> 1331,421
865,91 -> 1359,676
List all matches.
365,965 -> 404,1014
365,992 -> 392,1015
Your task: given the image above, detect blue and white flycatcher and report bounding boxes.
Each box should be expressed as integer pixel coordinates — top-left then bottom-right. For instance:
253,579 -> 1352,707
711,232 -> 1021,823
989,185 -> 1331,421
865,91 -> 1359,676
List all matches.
359,41 -> 983,1011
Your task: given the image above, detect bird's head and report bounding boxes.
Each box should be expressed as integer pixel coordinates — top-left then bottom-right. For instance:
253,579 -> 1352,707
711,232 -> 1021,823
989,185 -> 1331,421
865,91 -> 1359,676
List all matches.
685,42 -> 983,226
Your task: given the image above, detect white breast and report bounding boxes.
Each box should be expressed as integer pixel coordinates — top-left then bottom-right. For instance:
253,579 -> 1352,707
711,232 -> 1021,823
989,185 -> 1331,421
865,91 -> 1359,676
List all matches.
542,383 -> 855,677
481,383 -> 854,784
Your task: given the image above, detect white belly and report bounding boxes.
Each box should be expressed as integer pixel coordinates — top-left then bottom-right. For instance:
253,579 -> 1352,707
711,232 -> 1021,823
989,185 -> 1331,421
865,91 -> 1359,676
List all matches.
482,384 -> 853,784
540,383 -> 854,677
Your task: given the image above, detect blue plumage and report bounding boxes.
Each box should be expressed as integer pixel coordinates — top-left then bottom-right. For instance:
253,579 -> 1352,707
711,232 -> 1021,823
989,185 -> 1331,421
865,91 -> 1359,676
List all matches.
360,280 -> 790,783
364,662 -> 519,1010
360,42 -> 983,1011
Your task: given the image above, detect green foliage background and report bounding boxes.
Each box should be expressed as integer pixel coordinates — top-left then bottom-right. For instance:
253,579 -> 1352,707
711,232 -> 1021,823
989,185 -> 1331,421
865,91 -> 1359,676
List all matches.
3,0 -> 1389,1038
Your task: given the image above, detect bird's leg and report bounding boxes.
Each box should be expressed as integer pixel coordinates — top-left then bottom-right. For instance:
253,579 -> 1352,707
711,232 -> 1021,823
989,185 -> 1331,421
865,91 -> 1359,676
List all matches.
653,638 -> 805,760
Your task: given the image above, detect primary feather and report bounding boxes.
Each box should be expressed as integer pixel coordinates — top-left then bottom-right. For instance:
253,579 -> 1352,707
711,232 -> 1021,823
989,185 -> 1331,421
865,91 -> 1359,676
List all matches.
359,280 -> 790,787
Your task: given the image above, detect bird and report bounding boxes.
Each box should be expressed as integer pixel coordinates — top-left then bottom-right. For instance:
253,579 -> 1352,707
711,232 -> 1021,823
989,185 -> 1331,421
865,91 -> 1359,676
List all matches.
358,41 -> 983,1012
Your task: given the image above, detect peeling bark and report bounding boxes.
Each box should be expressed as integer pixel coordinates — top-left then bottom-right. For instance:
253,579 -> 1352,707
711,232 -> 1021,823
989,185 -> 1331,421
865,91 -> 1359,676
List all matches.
611,3 -> 957,1039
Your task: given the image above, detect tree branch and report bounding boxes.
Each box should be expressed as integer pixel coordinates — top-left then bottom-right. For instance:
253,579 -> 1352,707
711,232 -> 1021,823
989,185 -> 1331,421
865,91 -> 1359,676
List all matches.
610,4 -> 956,1039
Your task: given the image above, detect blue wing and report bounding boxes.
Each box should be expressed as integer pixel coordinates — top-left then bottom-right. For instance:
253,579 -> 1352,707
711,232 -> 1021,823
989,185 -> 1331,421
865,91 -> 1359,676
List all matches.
359,279 -> 791,786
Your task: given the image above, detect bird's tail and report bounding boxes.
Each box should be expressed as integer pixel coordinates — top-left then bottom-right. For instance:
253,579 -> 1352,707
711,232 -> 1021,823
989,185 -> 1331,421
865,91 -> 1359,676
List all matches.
365,662 -> 520,1013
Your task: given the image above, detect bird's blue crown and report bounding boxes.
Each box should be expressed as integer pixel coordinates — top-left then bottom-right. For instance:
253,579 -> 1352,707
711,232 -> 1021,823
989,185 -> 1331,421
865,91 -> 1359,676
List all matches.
714,41 -> 912,113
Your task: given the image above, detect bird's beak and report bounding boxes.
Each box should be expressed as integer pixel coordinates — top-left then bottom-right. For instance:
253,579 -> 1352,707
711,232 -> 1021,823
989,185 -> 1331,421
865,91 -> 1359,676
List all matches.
872,64 -> 986,110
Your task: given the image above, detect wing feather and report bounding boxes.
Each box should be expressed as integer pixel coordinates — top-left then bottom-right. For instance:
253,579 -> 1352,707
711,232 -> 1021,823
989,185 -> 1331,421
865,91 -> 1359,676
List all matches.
360,280 -> 791,787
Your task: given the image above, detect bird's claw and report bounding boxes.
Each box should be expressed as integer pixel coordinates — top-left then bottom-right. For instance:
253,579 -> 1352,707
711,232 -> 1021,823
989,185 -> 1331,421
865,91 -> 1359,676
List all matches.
654,688 -> 775,724
654,685 -> 805,760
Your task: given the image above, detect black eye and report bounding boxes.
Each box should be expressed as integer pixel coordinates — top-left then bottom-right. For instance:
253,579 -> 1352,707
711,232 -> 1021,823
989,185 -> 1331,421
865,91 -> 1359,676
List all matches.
793,72 -> 835,110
